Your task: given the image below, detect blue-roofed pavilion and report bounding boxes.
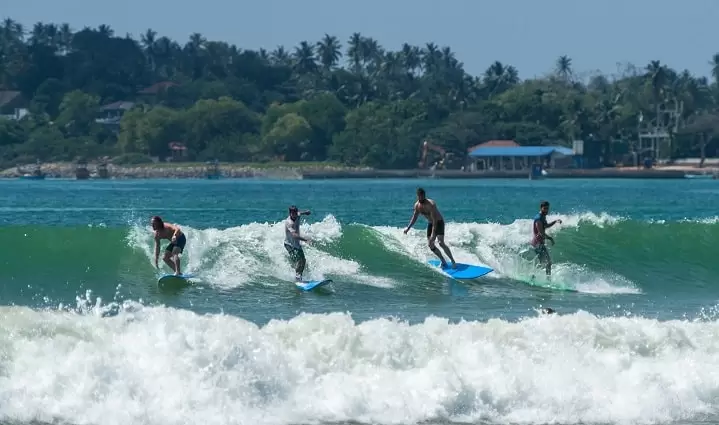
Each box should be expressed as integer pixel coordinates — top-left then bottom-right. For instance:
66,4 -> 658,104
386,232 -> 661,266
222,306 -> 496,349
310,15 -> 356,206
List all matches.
467,141 -> 575,171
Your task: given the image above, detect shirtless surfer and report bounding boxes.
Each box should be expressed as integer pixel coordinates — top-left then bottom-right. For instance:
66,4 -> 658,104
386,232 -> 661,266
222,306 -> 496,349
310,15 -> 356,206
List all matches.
151,215 -> 186,276
531,201 -> 562,277
284,205 -> 311,281
403,187 -> 457,269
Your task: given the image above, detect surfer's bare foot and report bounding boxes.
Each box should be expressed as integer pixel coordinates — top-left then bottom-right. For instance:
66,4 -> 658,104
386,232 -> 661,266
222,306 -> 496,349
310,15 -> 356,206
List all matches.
451,261 -> 457,269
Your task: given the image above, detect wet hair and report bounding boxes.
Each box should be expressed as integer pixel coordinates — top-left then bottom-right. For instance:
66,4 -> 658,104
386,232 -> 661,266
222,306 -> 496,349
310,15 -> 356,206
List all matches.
416,187 -> 426,197
540,201 -> 550,209
288,205 -> 298,213
151,216 -> 164,228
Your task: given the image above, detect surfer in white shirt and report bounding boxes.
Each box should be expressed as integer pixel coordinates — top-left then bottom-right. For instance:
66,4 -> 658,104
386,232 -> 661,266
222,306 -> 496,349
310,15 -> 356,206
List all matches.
284,205 -> 311,281
403,187 -> 457,269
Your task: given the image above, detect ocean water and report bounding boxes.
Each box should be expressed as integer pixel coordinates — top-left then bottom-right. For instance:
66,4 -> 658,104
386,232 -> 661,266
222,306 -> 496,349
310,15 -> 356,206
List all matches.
1,178 -> 719,425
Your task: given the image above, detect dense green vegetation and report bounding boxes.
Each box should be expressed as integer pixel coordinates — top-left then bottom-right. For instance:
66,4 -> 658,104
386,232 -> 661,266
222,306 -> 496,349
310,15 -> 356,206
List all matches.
1,17 -> 718,169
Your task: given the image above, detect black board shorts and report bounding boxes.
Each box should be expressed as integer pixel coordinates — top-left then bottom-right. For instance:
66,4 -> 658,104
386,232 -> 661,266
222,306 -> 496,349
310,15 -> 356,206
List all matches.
284,243 -> 305,262
534,244 -> 550,261
427,220 -> 446,238
165,233 -> 187,253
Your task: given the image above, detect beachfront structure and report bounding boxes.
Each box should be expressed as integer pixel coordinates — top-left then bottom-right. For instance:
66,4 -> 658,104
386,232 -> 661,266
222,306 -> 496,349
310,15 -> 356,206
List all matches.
467,145 -> 575,171
0,91 -> 29,121
96,101 -> 135,127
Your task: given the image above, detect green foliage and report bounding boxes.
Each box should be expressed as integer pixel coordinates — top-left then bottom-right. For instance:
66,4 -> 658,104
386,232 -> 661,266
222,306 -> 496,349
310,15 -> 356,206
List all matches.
1,18 -> 719,168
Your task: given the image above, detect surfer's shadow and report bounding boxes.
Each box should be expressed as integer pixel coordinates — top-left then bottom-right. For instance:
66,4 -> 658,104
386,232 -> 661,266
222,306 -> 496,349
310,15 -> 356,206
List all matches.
444,278 -> 469,297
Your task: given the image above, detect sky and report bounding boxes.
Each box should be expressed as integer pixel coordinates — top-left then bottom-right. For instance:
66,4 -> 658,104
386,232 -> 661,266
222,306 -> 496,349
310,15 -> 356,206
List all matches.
3,0 -> 718,81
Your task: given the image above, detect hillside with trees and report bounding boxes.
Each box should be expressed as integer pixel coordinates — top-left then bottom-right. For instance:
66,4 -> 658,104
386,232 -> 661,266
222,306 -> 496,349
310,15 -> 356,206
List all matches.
1,17 -> 719,169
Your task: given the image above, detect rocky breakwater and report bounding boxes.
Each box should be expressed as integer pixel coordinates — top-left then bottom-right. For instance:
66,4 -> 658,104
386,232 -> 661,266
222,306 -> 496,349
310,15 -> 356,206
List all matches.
0,162 -> 369,179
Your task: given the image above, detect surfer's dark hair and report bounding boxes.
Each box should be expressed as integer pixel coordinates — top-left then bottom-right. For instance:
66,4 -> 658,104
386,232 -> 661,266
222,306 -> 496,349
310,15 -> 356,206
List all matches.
540,201 -> 550,208
416,187 -> 426,196
151,216 -> 164,227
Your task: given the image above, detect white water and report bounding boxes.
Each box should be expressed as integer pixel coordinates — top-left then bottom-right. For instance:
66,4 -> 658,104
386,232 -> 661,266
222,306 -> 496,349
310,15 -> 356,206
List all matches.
373,212 -> 639,294
127,214 -> 396,289
125,212 -> 639,294
1,302 -> 718,425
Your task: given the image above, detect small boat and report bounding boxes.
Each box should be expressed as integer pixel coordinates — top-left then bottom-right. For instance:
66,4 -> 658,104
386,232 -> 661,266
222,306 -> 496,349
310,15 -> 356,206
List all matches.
684,173 -> 715,179
19,173 -> 46,180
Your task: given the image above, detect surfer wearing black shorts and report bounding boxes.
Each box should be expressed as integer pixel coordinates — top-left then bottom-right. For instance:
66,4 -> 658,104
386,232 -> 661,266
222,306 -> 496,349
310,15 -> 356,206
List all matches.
531,201 -> 562,277
403,187 -> 457,269
151,215 -> 186,276
284,205 -> 312,281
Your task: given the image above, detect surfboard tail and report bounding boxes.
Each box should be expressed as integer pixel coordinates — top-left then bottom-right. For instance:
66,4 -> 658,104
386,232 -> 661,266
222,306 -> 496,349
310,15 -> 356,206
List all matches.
295,279 -> 333,291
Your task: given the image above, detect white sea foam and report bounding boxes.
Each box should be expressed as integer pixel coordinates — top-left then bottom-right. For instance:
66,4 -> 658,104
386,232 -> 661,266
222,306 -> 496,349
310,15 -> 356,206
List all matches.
0,302 -> 718,425
126,214 -> 396,289
372,212 -> 639,294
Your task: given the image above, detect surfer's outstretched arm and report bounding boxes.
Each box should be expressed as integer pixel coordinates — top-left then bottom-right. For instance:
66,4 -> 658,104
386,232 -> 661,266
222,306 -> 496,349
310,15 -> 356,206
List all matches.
404,207 -> 419,234
545,218 -> 562,229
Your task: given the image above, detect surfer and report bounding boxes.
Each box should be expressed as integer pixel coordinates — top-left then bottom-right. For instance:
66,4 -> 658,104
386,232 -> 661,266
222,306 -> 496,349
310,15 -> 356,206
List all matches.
531,201 -> 562,277
403,187 -> 457,269
151,216 -> 186,276
284,205 -> 311,281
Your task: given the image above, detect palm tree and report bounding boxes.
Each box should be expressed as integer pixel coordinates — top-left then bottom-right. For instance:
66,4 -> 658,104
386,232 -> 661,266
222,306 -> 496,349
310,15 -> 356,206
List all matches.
271,46 -> 291,67
400,43 -> 421,75
30,22 -> 45,45
141,29 -> 157,71
257,48 -> 269,63
645,60 -> 667,101
293,41 -> 317,74
710,53 -> 719,87
316,34 -> 341,71
360,37 -> 382,73
96,24 -> 113,37
1,18 -> 24,47
422,43 -> 440,74
555,55 -> 573,82
484,61 -> 519,97
346,33 -> 363,73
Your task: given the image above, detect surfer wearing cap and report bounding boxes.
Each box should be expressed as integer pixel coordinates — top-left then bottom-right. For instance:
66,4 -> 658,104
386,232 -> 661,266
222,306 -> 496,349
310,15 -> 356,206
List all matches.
151,215 -> 186,276
284,205 -> 311,281
403,187 -> 457,269
532,200 -> 562,277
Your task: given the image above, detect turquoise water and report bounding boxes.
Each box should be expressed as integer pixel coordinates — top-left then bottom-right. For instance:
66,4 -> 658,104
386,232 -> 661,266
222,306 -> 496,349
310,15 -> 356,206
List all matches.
1,178 -> 718,425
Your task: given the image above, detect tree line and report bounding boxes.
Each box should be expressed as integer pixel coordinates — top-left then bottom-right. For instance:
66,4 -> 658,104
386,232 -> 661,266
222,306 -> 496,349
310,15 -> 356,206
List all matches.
1,17 -> 718,169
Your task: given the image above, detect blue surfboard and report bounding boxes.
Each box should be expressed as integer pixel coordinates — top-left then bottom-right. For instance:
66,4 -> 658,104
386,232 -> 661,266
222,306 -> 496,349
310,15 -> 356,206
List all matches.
428,260 -> 493,280
295,279 -> 333,291
158,273 -> 195,287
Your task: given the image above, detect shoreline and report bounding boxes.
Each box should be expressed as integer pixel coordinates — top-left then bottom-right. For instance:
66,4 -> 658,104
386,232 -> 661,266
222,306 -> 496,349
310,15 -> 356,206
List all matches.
1,162 -> 717,180
0,162 -> 369,180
